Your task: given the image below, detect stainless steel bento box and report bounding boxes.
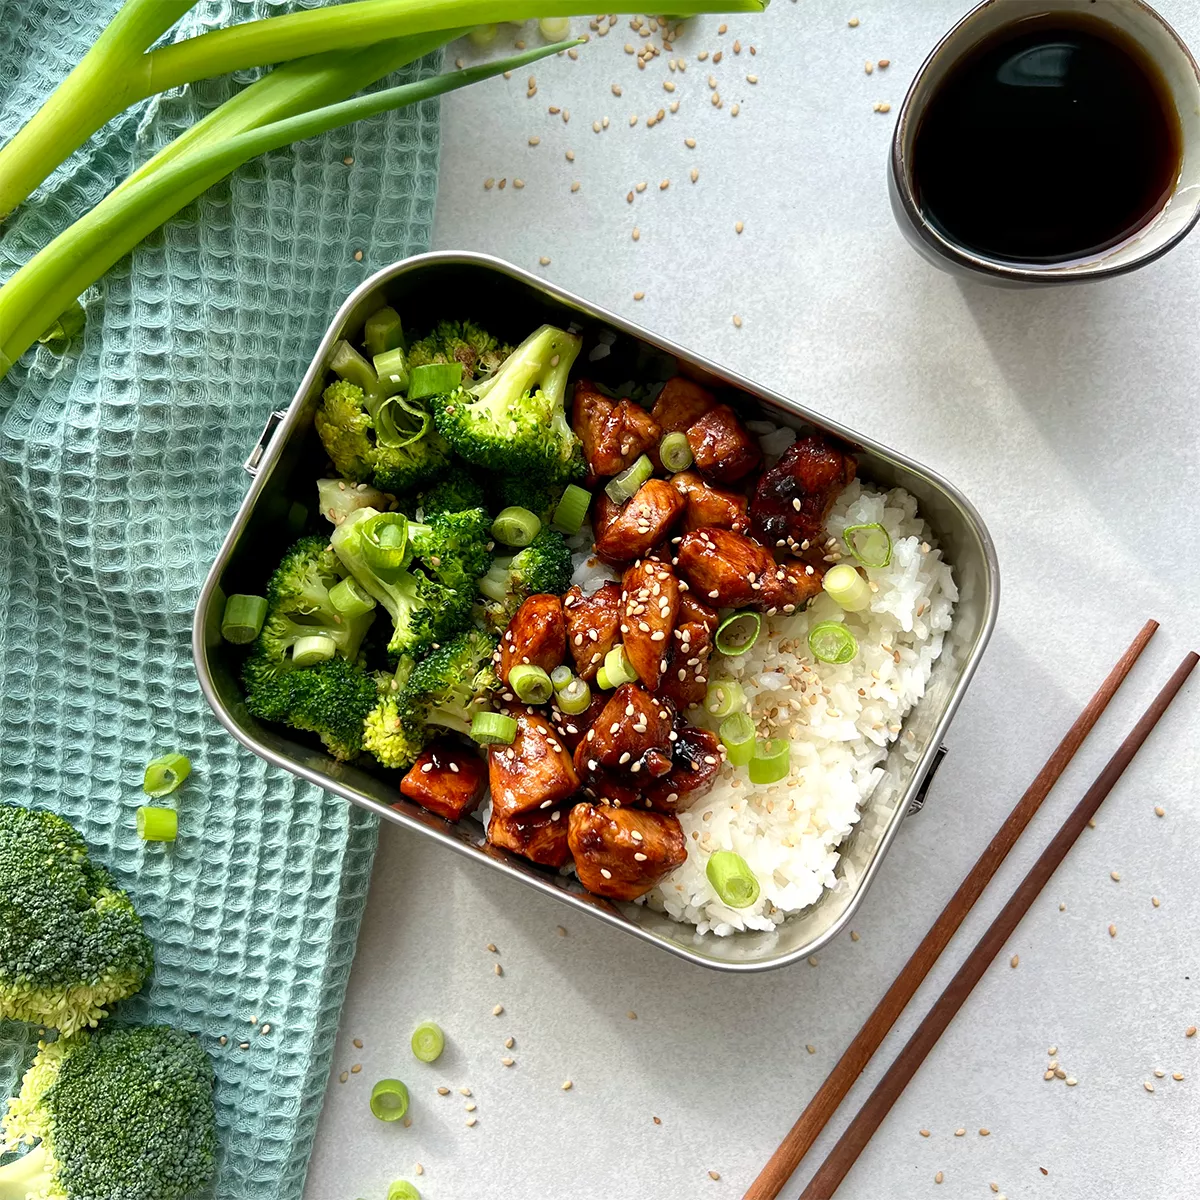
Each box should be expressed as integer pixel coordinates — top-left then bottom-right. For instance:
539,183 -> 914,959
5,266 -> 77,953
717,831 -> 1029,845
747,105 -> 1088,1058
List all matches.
193,252 -> 999,972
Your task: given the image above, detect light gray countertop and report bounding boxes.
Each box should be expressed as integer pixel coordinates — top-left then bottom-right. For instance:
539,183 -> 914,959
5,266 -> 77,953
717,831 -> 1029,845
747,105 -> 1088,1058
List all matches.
304,3 -> 1200,1197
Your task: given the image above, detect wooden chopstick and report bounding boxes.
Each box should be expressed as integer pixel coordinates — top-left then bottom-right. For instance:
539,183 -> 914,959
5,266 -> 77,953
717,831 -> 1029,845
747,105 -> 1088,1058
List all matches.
800,649 -> 1199,1199
744,619 -> 1159,1200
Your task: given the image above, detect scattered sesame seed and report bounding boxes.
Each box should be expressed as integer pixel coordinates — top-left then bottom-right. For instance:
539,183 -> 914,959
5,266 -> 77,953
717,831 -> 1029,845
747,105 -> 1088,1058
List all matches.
260,1024 -> 271,1035
1145,1081 -> 1155,1093
807,1044 -> 817,1055
505,1037 -> 514,1049
878,58 -> 891,68
562,1080 -> 573,1090
848,16 -> 860,27
632,227 -> 640,241
1187,1026 -> 1197,1038
850,930 -> 860,942
539,256 -> 551,265
1059,902 -> 1066,911
1152,896 -> 1161,907
690,167 -> 699,182
493,1004 -> 504,1015
634,291 -> 645,300
1155,805 -> 1165,816
865,60 -> 874,74
1088,818 -> 1097,828
636,180 -> 647,192
709,1171 -> 721,1181
978,1128 -> 990,1137
1066,1077 -> 1078,1086
218,1035 -> 228,1046
415,1164 -> 423,1176
513,178 -> 525,189
1111,870 -> 1121,882
337,1070 -> 349,1084
353,250 -> 363,262
627,1011 -> 637,1020
495,963 -> 503,976
732,314 -> 743,328
746,74 -> 758,83
1109,924 -> 1118,938
1044,1069 -> 1056,1081
653,1115 -> 662,1124
660,178 -> 670,190
466,1116 -> 477,1127
343,155 -> 355,165
571,181 -> 581,192
437,1086 -> 450,1095
501,1057 -> 515,1067
685,136 -> 697,148
350,1063 -> 362,1073
1048,1046 -> 1058,1055
955,1128 -> 965,1137
1010,955 -> 1019,968
735,221 -> 744,234
459,1087 -> 471,1096
935,1172 -> 944,1184
731,103 -> 740,116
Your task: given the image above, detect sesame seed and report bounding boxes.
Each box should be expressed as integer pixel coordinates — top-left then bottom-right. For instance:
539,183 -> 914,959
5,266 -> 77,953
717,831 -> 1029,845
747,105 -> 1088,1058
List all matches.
1187,1026 -> 1197,1038
718,22 -> 727,33
746,74 -> 758,83
690,167 -> 699,182
627,1011 -> 637,1020
353,250 -> 363,262
600,868 -> 612,878
919,1129 -> 930,1138
593,120 -> 601,132
807,1044 -> 817,1055
459,1087 -> 471,1096
493,1004 -> 503,1015
653,1115 -> 662,1124
850,930 -> 860,942
1145,1081 -> 1155,1093
561,1080 -> 573,1090
632,227 -> 640,241
865,60 -> 874,74
630,115 -> 638,125
935,1172 -> 944,1185
660,178 -> 670,190
848,16 -> 860,26
955,1128 -> 965,1137
732,314 -> 743,327
218,1036 -> 228,1046
1066,1077 -> 1078,1086
709,1171 -> 721,1181
466,1116 -> 477,1126
612,83 -> 623,96
979,1129 -> 990,1137
873,101 -> 892,113
1044,1069 -> 1056,1081
495,963 -> 503,975
731,103 -> 740,116
1111,870 -> 1121,882
528,135 -> 540,146
1010,954 -> 1019,968
437,1086 -> 450,1095
634,291 -> 645,300
1155,805 -> 1165,816
1173,1072 -> 1185,1081
878,58 -> 890,68
1109,924 -> 1118,937
350,1063 -> 361,1073
415,1164 -> 423,1176
571,181 -> 581,193
735,221 -> 744,234
502,1057 -> 514,1067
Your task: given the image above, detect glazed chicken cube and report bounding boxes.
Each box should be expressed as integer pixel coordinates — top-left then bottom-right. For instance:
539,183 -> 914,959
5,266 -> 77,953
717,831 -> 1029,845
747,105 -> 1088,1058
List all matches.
399,741 -> 489,822
676,527 -> 775,608
685,404 -> 762,483
572,750 -> 643,808
568,803 -> 687,901
487,807 -> 572,868
551,687 -> 610,752
573,380 -> 662,479
621,559 -> 680,691
583,683 -> 675,773
593,479 -> 685,565
498,593 -> 566,687
650,376 -> 717,433
656,617 -> 713,711
678,592 -> 720,636
669,470 -> 750,534
758,558 -> 824,615
488,710 -> 579,819
563,582 -> 622,681
750,434 -> 857,551
645,724 -> 723,813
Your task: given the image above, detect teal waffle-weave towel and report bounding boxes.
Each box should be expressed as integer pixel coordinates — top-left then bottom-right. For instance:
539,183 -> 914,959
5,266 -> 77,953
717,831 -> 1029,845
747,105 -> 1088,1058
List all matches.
0,3 -> 443,1196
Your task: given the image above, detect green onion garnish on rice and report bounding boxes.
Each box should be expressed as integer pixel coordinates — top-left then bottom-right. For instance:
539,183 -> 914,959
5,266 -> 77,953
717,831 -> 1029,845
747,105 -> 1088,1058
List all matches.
843,522 -> 892,569
705,680 -> 747,718
748,738 -> 791,785
705,850 -> 760,908
808,620 -> 858,665
822,563 -> 871,612
715,611 -> 761,656
719,711 -> 756,766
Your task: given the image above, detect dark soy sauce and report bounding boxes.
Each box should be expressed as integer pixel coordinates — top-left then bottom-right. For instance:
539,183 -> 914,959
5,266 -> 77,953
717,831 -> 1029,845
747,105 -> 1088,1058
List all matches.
912,13 -> 1182,265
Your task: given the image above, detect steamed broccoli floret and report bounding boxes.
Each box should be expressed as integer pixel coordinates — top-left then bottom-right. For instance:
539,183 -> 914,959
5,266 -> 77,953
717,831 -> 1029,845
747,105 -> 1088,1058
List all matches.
361,658 -> 423,771
0,1024 -> 217,1200
315,378 -> 450,494
331,508 -> 473,659
407,507 -> 493,592
0,805 -> 153,1036
242,537 -> 380,761
430,325 -> 584,481
407,319 -> 512,382
497,475 -> 564,524
476,526 -> 573,632
400,629 -> 500,739
418,467 -> 487,518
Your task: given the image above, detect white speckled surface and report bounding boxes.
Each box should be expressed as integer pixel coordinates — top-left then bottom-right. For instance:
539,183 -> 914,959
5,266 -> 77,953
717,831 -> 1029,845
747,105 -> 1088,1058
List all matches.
305,4 -> 1200,1197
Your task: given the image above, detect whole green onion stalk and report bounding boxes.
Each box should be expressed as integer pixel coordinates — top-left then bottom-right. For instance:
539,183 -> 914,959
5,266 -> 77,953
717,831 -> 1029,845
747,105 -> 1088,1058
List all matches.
0,0 -> 768,222
0,41 -> 572,379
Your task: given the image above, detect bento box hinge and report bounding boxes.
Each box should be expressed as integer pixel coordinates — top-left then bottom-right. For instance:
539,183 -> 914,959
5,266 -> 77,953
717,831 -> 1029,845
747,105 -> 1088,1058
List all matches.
907,744 -> 948,816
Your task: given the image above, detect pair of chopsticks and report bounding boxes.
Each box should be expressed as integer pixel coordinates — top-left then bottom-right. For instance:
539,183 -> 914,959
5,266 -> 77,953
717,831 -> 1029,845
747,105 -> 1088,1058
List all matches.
746,620 -> 1198,1200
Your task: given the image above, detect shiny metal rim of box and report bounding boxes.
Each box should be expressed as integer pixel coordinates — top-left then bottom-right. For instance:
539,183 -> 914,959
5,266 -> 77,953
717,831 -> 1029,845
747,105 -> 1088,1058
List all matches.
193,251 -> 1000,973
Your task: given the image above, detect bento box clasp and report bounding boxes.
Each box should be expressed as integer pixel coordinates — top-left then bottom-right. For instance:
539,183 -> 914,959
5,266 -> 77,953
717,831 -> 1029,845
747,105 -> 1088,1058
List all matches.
907,744 -> 948,817
244,409 -> 289,477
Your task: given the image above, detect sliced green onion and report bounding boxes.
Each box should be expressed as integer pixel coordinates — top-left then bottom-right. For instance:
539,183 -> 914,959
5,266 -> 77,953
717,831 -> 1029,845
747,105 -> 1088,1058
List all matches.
329,338 -> 378,394
468,23 -> 499,46
292,635 -> 337,667
363,306 -> 404,358
659,430 -> 693,473
843,522 -> 892,569
471,712 -> 518,746
808,620 -> 858,665
595,665 -> 614,691
372,347 -> 409,397
136,806 -> 178,842
604,454 -> 653,504
369,1079 -> 409,1122
143,753 -> 191,797
602,645 -> 639,687
491,506 -> 541,547
552,483 -> 591,534
715,611 -> 761,656
374,393 -> 430,449
361,512 -> 410,580
221,594 -> 268,644
410,1021 -> 445,1063
408,361 -> 463,399
705,679 -> 747,718
539,16 -> 572,40
551,665 -> 574,689
823,563 -> 871,612
37,300 -> 86,352
556,677 -> 592,715
748,738 -> 791,785
509,664 -> 553,705
719,711 -> 756,767
387,1184 -> 421,1200
329,576 -> 376,619
705,850 -> 760,908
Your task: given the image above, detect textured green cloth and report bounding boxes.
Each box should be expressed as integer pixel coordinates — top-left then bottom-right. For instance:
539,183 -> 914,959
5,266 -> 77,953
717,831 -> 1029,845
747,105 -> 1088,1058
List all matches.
0,3 -> 442,1196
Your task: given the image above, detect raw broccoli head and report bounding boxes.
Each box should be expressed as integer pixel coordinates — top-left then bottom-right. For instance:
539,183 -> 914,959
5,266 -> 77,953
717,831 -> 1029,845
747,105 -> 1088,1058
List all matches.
0,1024 -> 216,1200
476,527 -> 573,633
243,650 -> 379,762
431,325 -> 584,481
400,629 -> 500,740
418,467 -> 487,518
497,475 -> 564,525
314,378 -> 450,495
330,508 -> 473,659
0,805 -> 153,1036
407,319 -> 511,382
408,507 -> 493,592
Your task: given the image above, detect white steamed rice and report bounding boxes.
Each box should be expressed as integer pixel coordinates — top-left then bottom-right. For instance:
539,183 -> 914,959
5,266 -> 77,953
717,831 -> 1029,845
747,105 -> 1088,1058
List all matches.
568,422 -> 957,935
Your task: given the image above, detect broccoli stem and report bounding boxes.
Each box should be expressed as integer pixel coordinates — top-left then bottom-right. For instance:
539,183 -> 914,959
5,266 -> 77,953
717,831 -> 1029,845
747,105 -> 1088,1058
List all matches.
0,1143 -> 53,1199
0,39 -> 572,379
